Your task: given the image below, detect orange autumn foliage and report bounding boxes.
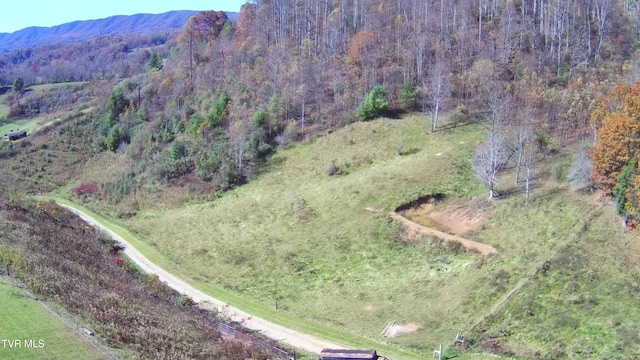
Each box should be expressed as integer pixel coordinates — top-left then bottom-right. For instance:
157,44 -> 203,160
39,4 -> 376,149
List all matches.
590,81 -> 640,192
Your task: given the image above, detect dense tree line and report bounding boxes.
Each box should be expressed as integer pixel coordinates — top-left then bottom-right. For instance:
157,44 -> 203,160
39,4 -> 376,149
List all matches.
590,81 -> 640,226
3,0 -> 640,203
117,0 -> 637,199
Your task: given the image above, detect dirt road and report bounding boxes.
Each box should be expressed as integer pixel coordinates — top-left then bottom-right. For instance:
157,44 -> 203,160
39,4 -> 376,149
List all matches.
59,203 -> 342,354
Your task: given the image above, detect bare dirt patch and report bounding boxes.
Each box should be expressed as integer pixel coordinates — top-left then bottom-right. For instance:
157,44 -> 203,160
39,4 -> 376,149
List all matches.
381,322 -> 421,338
429,198 -> 490,235
391,196 -> 497,256
390,212 -> 498,256
398,196 -> 490,235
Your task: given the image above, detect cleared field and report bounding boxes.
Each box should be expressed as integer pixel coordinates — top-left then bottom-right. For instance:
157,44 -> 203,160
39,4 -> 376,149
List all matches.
74,113 -> 632,358
0,277 -> 107,360
0,82 -> 90,136
115,117 -> 475,351
0,117 -> 42,137
28,82 -> 88,91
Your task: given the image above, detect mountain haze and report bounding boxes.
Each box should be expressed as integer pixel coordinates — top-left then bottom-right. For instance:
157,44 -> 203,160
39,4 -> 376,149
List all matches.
0,10 -> 238,53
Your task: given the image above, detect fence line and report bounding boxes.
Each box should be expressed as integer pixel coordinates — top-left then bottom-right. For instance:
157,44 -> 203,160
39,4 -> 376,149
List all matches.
218,322 -> 294,359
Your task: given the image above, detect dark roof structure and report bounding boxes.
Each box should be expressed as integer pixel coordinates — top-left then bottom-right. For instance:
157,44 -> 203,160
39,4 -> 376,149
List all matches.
5,129 -> 27,141
320,349 -> 378,360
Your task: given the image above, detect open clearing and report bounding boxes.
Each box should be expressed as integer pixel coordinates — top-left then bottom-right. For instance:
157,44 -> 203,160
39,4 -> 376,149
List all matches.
119,116 -> 491,352
0,117 -> 46,137
1,82 -> 90,136
0,277 -> 108,360
66,114 -> 640,358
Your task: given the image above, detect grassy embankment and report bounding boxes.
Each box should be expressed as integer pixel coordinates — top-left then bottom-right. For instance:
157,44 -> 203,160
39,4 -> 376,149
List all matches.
57,113 -> 639,359
0,277 -> 107,360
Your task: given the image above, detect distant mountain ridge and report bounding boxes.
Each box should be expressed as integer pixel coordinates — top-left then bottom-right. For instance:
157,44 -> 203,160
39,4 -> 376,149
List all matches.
0,10 -> 238,53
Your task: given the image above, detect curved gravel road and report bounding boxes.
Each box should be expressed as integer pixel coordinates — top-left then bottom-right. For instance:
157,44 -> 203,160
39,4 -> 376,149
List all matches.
59,203 -> 343,354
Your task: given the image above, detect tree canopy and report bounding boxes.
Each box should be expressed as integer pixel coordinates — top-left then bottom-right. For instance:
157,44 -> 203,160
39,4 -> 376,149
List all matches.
12,76 -> 24,93
590,81 -> 640,225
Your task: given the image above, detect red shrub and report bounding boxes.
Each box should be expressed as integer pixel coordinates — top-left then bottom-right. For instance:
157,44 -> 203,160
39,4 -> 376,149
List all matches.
73,182 -> 98,196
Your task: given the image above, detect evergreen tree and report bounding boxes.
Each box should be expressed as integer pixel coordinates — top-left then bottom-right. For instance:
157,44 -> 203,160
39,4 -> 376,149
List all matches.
357,85 -> 389,121
12,77 -> 24,93
398,81 -> 418,111
613,155 -> 638,221
147,52 -> 163,71
207,92 -> 230,127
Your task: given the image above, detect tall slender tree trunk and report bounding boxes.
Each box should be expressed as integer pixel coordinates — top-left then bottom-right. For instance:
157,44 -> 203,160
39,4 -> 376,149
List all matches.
525,165 -> 531,204
301,100 -> 305,133
478,2 -> 482,42
431,101 -> 439,133
515,151 -> 523,184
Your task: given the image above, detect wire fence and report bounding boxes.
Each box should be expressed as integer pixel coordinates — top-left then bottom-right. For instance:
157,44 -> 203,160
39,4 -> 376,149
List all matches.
218,322 -> 295,360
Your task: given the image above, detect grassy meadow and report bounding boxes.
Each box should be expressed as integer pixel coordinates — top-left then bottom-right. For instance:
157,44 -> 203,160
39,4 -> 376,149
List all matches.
0,117 -> 46,137
0,277 -> 107,360
54,113 -> 638,358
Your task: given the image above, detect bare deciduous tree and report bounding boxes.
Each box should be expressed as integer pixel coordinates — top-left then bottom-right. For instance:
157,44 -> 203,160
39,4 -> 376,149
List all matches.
423,57 -> 450,133
229,120 -> 249,175
593,0 -> 612,62
567,142 -> 594,191
523,142 -> 536,204
510,120 -> 533,185
472,130 -> 509,199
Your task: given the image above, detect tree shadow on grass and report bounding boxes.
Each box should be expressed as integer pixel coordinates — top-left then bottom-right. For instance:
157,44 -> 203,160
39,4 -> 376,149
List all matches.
434,118 -> 477,134
384,107 -> 408,119
398,148 -> 421,156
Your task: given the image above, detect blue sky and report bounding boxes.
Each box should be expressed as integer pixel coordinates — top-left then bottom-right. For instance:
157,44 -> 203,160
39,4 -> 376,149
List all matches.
0,0 -> 250,33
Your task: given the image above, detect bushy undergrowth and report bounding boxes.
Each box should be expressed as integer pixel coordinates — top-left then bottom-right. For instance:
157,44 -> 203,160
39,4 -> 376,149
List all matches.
0,195 -> 270,360
4,82 -> 92,119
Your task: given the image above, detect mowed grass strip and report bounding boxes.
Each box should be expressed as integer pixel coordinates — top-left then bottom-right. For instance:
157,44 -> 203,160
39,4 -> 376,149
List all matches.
0,278 -> 107,360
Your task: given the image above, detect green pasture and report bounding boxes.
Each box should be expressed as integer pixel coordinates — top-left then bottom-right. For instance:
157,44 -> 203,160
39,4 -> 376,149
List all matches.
0,118 -> 42,137
54,113 -> 635,358
28,82 -> 88,91
0,277 -> 107,360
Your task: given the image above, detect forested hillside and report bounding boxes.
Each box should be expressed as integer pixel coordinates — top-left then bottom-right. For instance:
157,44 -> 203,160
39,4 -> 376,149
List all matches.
1,0 -> 639,206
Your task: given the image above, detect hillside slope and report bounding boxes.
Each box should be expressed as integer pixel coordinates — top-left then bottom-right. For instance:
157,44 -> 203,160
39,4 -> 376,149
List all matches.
108,114 -> 639,359
58,201 -> 343,355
